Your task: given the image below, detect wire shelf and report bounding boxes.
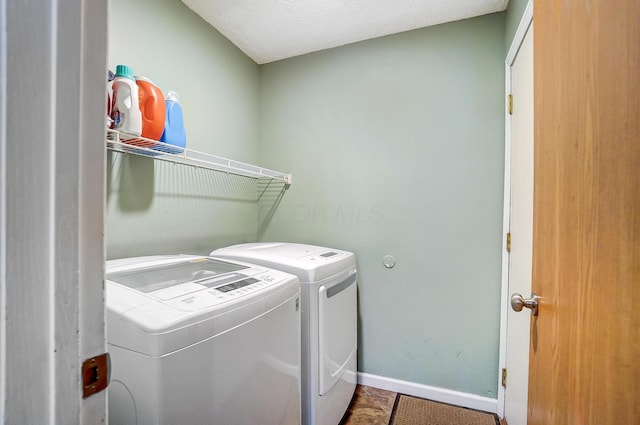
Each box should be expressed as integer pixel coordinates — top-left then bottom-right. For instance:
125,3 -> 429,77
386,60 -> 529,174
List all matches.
106,129 -> 292,185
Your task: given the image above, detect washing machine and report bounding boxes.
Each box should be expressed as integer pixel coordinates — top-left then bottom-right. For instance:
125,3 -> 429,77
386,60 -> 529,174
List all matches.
106,255 -> 301,425
211,243 -> 357,425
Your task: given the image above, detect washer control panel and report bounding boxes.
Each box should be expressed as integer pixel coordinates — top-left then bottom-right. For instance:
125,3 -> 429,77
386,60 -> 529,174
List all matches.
206,272 -> 281,301
216,277 -> 259,293
163,270 -> 291,312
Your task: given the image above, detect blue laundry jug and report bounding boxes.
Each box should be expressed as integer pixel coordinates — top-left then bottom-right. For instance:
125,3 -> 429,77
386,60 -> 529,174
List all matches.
159,91 -> 186,154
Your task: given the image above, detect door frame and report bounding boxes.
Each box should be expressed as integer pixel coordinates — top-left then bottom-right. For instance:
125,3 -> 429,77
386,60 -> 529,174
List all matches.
0,0 -> 107,422
497,0 -> 533,418
0,0 -> 6,416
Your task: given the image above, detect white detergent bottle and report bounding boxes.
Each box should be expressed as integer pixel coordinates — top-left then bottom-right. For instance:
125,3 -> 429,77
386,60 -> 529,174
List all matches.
111,64 -> 142,137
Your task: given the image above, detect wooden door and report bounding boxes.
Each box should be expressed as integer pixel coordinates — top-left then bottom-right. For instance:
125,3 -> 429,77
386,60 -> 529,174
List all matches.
529,0 -> 640,424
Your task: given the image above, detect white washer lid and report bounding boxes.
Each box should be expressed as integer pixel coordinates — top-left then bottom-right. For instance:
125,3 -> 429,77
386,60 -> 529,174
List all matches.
106,255 -> 300,356
107,256 -> 248,293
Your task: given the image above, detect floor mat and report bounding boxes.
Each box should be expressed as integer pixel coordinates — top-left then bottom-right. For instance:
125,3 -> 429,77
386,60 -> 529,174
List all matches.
390,395 -> 499,425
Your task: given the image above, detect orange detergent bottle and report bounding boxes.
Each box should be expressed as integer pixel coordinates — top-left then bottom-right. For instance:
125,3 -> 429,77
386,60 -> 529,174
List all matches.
135,76 -> 166,144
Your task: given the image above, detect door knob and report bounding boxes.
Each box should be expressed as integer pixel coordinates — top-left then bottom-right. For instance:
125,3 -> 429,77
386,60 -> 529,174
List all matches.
511,292 -> 539,316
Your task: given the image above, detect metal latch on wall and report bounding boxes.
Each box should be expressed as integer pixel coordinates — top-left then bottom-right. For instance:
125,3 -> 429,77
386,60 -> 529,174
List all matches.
82,353 -> 110,398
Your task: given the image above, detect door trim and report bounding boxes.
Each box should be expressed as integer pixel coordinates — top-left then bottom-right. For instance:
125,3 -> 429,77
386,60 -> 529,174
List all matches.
0,0 -> 6,417
497,0 -> 533,418
1,0 -> 107,422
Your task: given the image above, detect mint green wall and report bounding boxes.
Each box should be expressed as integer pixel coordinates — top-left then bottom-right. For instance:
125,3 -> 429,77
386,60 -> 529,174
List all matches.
258,13 -> 506,397
505,0 -> 530,51
107,0 -> 261,259
107,0 -> 508,398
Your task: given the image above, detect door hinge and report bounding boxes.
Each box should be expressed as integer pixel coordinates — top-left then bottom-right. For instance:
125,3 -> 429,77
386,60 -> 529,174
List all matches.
506,232 -> 512,252
508,94 -> 513,115
501,368 -> 507,387
82,353 -> 110,398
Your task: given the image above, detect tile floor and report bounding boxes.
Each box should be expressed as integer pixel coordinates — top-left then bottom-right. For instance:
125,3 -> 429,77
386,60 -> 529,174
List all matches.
339,385 -> 397,425
339,385 -> 507,425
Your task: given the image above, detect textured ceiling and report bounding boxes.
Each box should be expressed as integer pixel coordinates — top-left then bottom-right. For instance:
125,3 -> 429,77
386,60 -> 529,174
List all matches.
181,0 -> 509,64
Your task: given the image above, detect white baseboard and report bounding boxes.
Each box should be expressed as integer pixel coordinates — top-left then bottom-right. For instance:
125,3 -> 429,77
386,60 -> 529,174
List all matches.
357,372 -> 498,414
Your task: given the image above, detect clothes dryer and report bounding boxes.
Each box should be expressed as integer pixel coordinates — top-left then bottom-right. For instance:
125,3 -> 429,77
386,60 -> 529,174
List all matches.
211,243 -> 357,425
106,255 -> 301,425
